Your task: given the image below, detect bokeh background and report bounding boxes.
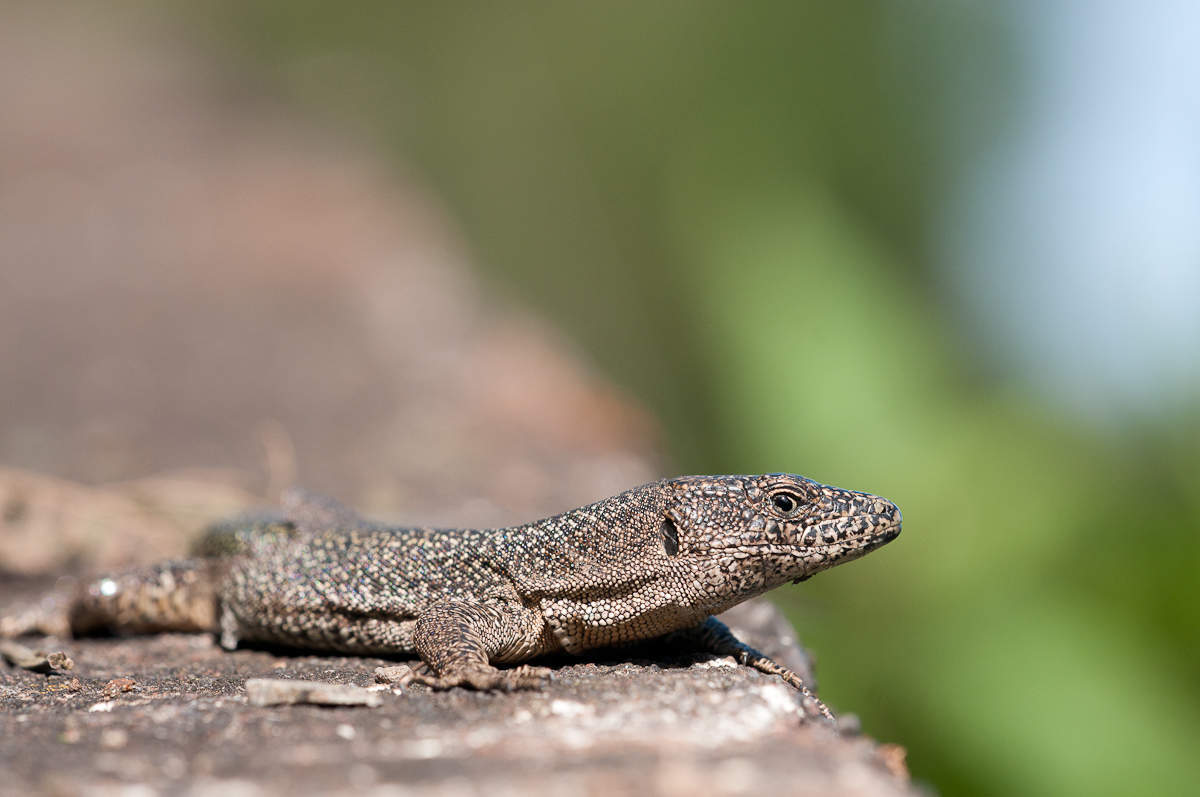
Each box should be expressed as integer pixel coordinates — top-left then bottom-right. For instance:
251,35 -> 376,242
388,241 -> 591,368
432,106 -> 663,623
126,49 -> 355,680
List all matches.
4,1 -> 1200,794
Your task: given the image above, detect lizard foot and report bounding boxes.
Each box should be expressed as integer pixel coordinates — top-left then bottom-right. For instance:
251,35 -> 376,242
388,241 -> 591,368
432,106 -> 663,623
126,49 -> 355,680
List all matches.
679,616 -> 835,724
416,663 -> 554,692
772,668 -> 836,723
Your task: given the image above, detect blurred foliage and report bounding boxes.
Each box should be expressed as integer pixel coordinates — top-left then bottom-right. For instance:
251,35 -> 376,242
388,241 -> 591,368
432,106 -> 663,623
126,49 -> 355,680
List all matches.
162,1 -> 1200,794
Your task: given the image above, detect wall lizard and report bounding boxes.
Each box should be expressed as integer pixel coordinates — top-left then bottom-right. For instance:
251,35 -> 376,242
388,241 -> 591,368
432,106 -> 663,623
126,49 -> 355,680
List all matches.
1,474 -> 900,720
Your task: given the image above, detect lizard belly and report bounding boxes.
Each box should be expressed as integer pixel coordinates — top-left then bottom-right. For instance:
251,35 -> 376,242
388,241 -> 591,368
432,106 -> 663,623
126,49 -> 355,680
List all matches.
219,556 -> 423,654
542,597 -> 712,654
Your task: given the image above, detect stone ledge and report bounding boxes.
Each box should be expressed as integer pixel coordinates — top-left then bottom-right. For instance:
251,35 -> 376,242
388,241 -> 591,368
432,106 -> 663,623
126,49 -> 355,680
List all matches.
0,598 -> 917,797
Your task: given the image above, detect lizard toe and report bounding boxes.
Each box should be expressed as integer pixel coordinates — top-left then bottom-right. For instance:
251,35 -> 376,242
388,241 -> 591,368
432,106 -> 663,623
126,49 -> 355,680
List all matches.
415,664 -> 509,691
414,663 -> 554,691
503,664 -> 554,689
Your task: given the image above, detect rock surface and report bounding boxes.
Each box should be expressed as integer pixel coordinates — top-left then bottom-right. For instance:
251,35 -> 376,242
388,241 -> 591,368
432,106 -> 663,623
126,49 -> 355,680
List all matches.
0,596 -> 916,797
244,678 -> 383,708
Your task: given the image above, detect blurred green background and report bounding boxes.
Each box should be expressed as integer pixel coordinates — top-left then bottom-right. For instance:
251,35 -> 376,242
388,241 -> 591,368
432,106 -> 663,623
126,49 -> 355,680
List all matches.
157,2 -> 1200,794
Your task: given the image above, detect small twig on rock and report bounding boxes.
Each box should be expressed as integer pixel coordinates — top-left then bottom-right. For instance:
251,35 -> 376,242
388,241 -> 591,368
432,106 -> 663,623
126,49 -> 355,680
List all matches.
0,639 -> 74,673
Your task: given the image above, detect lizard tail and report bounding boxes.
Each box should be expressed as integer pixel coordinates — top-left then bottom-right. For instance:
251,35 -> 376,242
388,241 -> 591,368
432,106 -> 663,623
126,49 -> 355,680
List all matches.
67,560 -> 221,636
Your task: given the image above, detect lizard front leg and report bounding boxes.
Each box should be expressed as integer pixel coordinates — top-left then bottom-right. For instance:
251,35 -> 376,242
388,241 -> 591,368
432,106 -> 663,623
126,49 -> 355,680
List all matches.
412,600 -> 553,691
680,616 -> 835,722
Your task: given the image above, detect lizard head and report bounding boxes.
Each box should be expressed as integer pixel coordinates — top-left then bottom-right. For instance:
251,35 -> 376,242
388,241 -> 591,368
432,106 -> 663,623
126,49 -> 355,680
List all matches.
661,473 -> 901,605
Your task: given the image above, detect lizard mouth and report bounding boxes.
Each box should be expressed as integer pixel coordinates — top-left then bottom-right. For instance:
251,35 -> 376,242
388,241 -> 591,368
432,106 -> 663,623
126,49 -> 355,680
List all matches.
798,508 -> 902,548
692,511 -> 901,555
707,519 -> 900,556
784,517 -> 900,583
858,522 -> 901,549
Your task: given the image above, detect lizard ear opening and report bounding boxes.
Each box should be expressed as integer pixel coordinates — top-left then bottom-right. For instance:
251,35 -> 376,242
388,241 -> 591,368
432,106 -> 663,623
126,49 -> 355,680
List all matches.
660,516 -> 680,557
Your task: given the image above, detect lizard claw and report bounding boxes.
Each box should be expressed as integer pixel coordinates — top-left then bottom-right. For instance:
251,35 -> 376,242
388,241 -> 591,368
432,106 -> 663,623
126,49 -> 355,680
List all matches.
501,664 -> 555,689
770,667 -> 835,723
416,663 -> 554,692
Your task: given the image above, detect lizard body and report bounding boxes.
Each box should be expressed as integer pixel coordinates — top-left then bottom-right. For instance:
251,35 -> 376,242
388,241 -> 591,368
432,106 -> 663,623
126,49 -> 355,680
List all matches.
2,474 -> 900,716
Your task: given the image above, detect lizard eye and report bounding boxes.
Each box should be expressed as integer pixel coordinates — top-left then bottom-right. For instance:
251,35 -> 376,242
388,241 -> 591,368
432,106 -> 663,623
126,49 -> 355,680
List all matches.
771,492 -> 802,516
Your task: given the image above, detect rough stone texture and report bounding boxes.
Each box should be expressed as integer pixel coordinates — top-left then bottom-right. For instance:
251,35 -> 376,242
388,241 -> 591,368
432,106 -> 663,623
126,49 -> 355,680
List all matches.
244,679 -> 383,708
0,594 -> 916,797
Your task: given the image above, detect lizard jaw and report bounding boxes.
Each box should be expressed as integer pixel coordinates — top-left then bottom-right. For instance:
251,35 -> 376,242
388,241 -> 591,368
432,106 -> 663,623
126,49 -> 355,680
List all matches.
790,522 -> 902,582
799,506 -> 903,547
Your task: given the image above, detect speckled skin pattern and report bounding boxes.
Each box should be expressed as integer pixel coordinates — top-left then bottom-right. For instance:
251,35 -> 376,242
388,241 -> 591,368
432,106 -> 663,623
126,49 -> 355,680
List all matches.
2,474 -> 900,715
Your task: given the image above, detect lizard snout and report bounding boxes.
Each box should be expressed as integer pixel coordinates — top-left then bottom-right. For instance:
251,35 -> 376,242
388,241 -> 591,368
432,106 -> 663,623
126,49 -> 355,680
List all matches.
857,495 -> 902,540
870,499 -> 902,530
797,492 -> 901,548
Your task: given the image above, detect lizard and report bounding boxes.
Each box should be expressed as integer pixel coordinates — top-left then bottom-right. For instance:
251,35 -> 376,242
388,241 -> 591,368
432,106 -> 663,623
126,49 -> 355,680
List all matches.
1,474 -> 900,720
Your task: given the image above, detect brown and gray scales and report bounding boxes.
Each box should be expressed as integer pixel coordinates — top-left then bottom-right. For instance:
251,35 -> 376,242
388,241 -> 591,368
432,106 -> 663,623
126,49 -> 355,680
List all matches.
1,474 -> 900,720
